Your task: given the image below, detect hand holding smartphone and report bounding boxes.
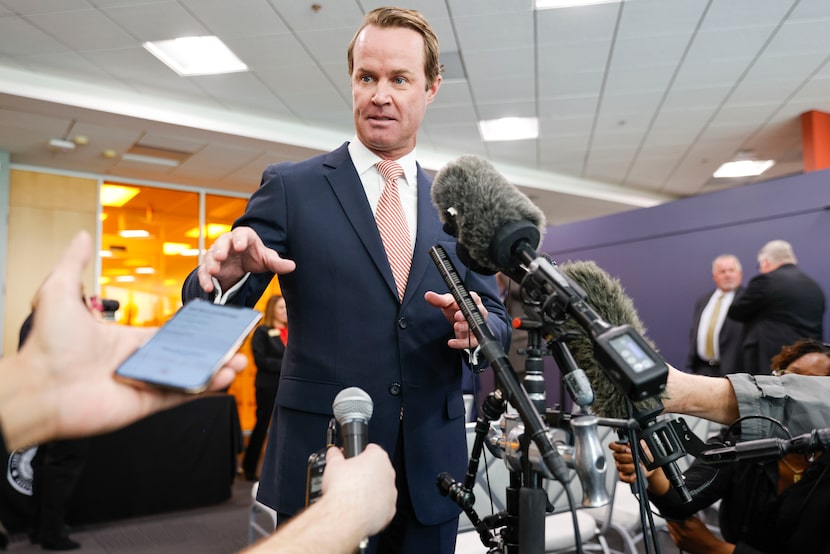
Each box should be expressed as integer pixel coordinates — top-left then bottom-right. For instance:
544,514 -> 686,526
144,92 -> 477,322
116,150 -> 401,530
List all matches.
114,299 -> 262,393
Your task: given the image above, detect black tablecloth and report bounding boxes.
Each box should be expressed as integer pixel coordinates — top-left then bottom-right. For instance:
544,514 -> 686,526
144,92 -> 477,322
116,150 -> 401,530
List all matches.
2,394 -> 241,531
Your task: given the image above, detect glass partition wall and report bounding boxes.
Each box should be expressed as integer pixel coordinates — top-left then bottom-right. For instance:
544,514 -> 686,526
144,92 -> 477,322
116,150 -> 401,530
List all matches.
99,183 -> 267,433
99,184 -> 248,323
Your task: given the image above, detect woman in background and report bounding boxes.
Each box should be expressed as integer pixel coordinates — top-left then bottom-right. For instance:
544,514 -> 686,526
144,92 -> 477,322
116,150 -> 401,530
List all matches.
241,294 -> 287,482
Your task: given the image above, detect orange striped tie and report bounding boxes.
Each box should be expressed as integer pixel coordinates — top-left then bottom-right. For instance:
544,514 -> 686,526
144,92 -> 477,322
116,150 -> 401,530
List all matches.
375,160 -> 411,301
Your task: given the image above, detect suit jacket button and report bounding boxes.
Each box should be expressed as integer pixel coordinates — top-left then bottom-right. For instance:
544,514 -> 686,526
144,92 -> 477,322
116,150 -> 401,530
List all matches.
389,382 -> 402,396
397,317 -> 408,329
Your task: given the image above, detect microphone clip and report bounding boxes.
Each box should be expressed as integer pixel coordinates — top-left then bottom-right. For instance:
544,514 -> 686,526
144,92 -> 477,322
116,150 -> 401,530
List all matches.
634,416 -> 708,504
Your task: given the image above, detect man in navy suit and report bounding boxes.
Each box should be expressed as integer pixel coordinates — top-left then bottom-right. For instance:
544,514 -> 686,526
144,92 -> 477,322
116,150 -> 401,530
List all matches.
728,240 -> 826,374
686,254 -> 744,376
182,7 -> 510,554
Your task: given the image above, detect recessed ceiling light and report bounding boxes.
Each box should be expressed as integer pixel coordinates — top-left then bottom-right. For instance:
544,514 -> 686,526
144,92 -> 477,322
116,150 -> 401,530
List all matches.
713,160 -> 775,178
119,229 -> 150,238
185,223 -> 232,239
121,153 -> 181,167
479,117 -> 539,142
101,184 -> 140,207
143,36 -> 248,76
163,242 -> 191,255
535,0 -> 620,8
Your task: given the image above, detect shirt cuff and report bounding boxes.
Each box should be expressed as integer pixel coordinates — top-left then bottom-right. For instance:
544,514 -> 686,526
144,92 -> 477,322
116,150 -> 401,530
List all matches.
211,273 -> 251,305
465,345 -> 482,367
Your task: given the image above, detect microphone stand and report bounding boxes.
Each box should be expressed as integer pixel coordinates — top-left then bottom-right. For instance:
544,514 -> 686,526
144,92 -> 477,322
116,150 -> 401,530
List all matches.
430,245 -> 572,554
430,246 -> 569,484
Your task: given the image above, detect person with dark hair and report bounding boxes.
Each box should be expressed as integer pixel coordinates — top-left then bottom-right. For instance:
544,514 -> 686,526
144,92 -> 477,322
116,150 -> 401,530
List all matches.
180,7 -> 510,553
728,240 -> 826,374
611,339 -> 830,554
241,294 -> 287,481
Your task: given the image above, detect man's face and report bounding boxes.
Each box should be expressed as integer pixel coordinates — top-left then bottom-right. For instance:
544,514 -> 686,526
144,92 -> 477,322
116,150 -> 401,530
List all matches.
351,24 -> 441,160
713,258 -> 742,292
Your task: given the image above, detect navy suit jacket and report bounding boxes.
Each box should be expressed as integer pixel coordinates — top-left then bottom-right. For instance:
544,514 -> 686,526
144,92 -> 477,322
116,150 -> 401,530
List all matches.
728,264 -> 825,374
183,143 -> 510,526
685,287 -> 744,375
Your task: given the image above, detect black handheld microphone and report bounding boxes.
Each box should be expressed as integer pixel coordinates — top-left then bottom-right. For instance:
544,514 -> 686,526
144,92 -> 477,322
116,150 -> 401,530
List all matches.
701,428 -> 830,464
332,387 -> 373,459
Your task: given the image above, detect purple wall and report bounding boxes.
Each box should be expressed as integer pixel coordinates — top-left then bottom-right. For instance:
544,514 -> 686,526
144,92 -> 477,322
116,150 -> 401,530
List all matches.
540,169 -> 830,371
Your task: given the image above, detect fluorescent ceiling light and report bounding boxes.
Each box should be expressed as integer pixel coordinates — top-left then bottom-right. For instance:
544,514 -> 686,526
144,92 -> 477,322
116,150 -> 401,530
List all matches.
143,36 -> 248,76
135,267 -> 155,274
99,250 -> 113,258
713,160 -> 774,178
101,184 -> 140,207
479,117 -> 539,142
115,275 -> 136,283
185,223 -> 232,239
163,242 -> 191,255
536,0 -> 620,8
119,229 -> 150,238
121,153 -> 181,167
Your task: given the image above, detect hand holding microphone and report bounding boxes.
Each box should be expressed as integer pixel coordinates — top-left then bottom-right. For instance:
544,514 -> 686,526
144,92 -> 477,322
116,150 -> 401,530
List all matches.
321,445 -> 397,539
332,386 -> 375,554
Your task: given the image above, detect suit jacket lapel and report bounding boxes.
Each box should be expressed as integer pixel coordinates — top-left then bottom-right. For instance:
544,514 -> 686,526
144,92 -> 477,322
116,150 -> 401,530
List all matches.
325,145 -> 399,299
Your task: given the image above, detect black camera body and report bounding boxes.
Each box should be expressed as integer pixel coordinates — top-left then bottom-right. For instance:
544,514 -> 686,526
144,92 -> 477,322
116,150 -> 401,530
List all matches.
305,447 -> 327,505
305,417 -> 338,506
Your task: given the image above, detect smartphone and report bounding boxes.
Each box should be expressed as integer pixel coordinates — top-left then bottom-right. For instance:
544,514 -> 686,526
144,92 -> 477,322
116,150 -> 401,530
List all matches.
114,299 -> 262,393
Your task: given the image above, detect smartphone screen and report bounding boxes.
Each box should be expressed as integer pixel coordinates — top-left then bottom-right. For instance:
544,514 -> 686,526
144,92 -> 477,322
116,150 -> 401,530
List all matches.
114,299 -> 262,393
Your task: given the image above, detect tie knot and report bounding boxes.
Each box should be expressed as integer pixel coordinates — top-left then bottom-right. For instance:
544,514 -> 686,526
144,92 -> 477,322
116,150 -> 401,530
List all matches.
376,160 -> 404,183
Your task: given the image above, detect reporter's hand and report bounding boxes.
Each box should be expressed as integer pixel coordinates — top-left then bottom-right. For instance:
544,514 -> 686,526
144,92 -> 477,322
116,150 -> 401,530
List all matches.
608,441 -> 654,484
322,445 -> 397,536
197,226 -> 296,293
666,516 -> 735,554
1,231 -> 248,450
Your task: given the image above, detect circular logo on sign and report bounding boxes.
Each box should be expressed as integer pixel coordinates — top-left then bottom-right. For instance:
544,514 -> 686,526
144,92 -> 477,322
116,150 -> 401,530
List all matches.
7,446 -> 37,496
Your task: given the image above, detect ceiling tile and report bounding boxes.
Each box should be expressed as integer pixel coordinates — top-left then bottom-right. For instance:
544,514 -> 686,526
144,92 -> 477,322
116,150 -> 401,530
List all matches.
25,9 -> 135,51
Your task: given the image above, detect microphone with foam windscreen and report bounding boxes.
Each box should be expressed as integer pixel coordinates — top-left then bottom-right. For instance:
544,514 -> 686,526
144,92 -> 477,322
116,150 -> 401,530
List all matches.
557,261 -> 660,421
559,261 -> 692,504
432,155 -> 667,403
431,155 -> 546,277
332,387 -> 373,459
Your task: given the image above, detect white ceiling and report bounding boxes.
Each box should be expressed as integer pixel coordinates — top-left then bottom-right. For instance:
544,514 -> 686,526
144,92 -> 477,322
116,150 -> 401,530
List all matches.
1,0 -> 828,226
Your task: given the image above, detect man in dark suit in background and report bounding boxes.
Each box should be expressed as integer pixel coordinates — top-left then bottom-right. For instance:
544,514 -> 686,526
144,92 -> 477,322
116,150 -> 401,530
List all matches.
181,7 -> 510,554
686,254 -> 744,377
728,240 -> 826,374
